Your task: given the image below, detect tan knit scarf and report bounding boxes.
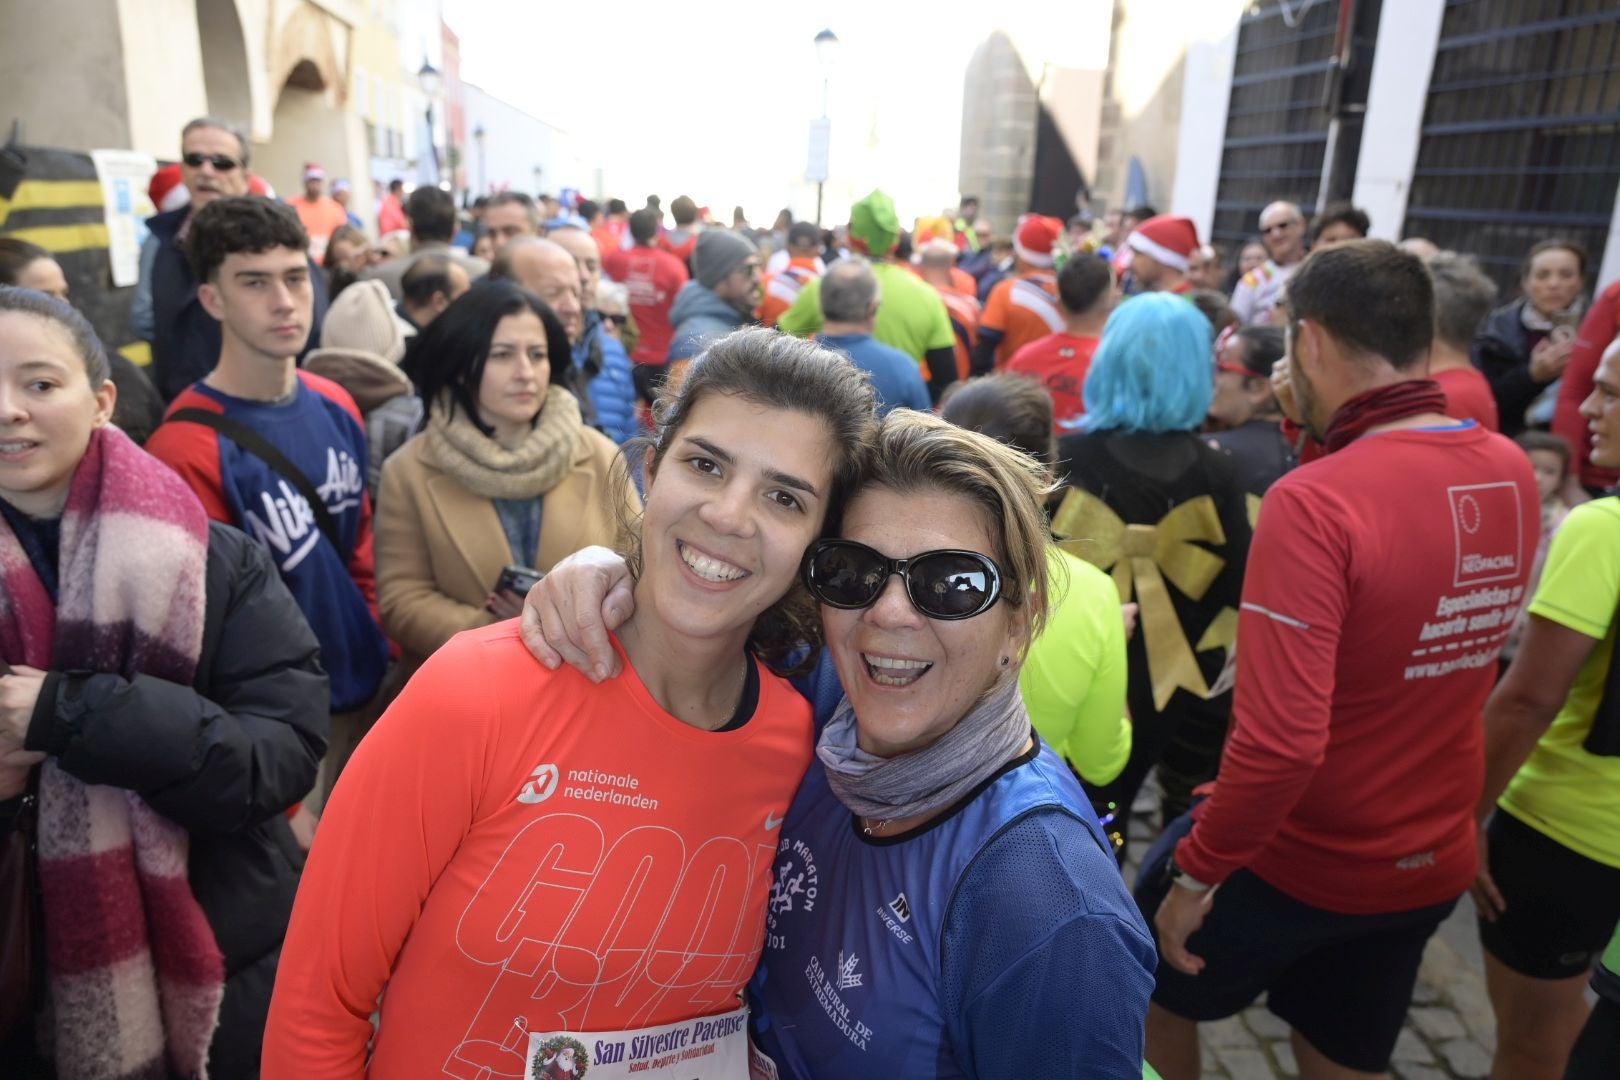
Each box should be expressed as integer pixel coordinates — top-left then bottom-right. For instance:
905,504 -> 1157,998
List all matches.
422,386 -> 584,500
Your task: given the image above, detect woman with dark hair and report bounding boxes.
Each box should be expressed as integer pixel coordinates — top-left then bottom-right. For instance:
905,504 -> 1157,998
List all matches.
1056,292 -> 1252,851
0,287 -> 326,1076
1475,238 -> 1590,436
0,238 -> 165,444
375,280 -> 631,677
265,329 -> 882,1077
0,238 -> 71,300
1205,324 -> 1296,496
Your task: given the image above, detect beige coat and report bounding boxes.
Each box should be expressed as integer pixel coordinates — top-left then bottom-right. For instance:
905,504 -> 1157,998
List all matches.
376,427 -> 636,670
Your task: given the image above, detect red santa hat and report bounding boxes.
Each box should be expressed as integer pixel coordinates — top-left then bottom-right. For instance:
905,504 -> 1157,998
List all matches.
1013,214 -> 1064,267
247,174 -> 277,199
148,163 -> 189,213
302,162 -> 326,182
1126,215 -> 1200,273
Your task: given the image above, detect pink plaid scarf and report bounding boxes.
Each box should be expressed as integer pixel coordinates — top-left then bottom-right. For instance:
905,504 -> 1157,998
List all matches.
0,426 -> 222,1079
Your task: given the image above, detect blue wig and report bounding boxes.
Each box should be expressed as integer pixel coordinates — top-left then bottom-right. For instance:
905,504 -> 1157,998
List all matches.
1080,292 -> 1214,434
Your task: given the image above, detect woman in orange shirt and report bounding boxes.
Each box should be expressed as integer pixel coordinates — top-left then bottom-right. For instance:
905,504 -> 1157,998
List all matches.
263,328 -> 877,1079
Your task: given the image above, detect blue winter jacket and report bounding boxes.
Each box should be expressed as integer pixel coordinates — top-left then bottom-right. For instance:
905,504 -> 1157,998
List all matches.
574,311 -> 639,445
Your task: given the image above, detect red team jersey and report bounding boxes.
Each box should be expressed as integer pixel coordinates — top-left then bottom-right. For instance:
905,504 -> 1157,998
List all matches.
1005,332 -> 1099,431
603,246 -> 690,365
263,623 -> 814,1079
1177,424 -> 1537,914
1433,366 -> 1500,432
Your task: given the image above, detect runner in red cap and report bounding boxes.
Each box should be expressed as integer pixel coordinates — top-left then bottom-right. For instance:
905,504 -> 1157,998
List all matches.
1126,215 -> 1199,294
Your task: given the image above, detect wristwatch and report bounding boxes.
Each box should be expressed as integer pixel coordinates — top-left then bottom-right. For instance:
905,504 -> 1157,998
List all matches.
1165,856 -> 1212,893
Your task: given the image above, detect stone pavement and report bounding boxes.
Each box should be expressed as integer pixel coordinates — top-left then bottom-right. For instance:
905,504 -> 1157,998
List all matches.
1121,792 -> 1498,1079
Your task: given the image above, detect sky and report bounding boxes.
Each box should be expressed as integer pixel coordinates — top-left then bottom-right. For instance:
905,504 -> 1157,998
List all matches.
448,1 -> 1109,226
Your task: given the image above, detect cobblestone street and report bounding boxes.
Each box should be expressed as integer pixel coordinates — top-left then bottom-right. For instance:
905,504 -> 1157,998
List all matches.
1123,793 -> 1498,1079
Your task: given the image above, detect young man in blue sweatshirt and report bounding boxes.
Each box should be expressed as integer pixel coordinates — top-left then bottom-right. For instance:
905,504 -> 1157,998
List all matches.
145,196 -> 390,841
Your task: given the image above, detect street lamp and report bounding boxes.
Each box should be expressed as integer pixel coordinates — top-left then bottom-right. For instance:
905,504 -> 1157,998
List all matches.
812,29 -> 839,227
417,59 -> 441,183
473,123 -> 486,198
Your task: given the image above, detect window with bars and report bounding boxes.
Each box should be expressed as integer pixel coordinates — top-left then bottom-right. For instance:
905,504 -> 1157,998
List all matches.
1209,0 -> 1344,253
1402,0 -> 1620,295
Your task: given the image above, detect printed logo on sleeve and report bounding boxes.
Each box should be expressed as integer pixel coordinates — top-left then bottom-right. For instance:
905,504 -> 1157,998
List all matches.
1448,483 -> 1523,587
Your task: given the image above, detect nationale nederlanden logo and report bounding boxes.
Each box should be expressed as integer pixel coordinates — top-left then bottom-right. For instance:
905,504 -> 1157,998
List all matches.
517,763 -> 561,804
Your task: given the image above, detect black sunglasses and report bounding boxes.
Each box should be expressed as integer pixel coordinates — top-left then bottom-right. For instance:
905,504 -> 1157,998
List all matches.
603,313 -> 630,326
182,152 -> 240,172
803,539 -> 1003,621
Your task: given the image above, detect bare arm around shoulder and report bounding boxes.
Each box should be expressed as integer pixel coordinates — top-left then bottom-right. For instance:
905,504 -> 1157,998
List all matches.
519,546 -> 636,679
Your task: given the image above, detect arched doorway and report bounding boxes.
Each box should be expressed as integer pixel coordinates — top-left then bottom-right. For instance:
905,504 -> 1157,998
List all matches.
254,59 -> 348,198
195,0 -> 252,129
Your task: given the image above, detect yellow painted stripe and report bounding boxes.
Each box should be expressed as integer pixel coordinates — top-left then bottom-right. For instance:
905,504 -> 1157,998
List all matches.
4,222 -> 111,254
0,179 -> 107,224
117,341 -> 152,368
15,180 -> 106,209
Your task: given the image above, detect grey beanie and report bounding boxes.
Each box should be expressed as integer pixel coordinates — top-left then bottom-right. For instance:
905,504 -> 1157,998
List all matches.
693,229 -> 757,288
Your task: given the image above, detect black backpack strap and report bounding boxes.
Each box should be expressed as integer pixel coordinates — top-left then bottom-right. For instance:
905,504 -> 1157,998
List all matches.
168,408 -> 343,552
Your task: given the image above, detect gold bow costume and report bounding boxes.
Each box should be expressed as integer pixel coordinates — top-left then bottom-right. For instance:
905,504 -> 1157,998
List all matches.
1052,489 -> 1238,711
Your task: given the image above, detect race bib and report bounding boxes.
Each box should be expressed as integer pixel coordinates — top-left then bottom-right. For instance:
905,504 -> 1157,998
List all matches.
527,1006 -> 750,1079
746,1039 -> 781,1080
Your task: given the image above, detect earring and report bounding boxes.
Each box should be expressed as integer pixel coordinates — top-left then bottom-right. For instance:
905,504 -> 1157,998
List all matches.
999,656 -> 1009,667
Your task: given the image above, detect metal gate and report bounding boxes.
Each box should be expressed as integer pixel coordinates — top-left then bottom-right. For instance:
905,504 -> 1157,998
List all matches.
1209,1 -> 1345,253
1401,0 -> 1620,295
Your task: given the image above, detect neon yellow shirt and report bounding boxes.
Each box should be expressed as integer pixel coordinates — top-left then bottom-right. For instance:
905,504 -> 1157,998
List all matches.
1501,496 -> 1620,868
1020,548 -> 1131,785
777,262 -> 955,362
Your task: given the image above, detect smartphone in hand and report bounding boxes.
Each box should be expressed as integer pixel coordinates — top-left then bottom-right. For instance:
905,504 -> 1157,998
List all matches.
494,565 -> 544,598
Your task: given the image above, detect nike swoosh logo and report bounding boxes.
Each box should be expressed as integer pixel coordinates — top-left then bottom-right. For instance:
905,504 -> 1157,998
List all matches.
765,812 -> 785,830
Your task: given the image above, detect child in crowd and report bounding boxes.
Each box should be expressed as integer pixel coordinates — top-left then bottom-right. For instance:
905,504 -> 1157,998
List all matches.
1521,430 -> 1575,545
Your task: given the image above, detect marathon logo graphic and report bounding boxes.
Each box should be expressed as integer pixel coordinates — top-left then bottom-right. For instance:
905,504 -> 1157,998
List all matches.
1447,482 -> 1523,587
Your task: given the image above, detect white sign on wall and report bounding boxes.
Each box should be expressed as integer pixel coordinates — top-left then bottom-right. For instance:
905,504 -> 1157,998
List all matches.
90,149 -> 158,288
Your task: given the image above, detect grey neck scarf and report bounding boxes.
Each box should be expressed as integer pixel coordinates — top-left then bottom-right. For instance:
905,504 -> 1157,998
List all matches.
816,675 -> 1032,825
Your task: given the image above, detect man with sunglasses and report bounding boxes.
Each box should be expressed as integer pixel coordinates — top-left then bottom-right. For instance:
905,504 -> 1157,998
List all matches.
1230,200 -> 1306,327
137,117 -> 329,401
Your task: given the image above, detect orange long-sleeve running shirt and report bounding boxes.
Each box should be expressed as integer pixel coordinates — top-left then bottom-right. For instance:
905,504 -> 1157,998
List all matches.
262,622 -> 813,1079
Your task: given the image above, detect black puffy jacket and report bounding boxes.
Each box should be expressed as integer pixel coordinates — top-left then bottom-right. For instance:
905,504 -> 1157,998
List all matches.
20,521 -> 328,1078
1473,298 -> 1551,438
